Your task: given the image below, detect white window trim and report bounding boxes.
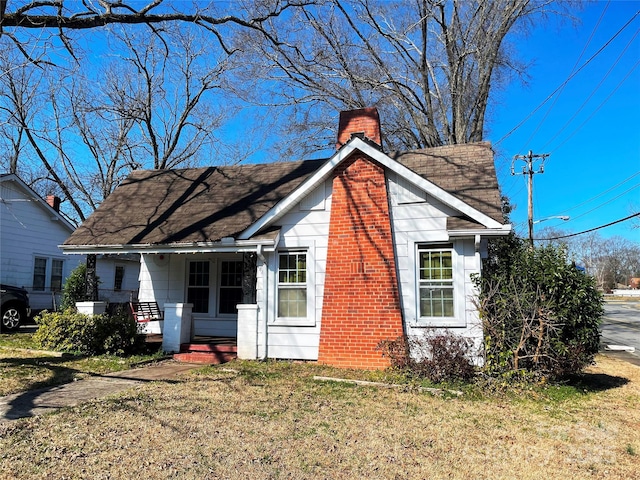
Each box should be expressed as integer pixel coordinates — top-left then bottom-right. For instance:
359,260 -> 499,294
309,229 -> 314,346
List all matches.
187,259 -> 212,315
409,240 -> 466,328
269,239 -> 316,327
32,255 -> 65,292
217,258 -> 244,317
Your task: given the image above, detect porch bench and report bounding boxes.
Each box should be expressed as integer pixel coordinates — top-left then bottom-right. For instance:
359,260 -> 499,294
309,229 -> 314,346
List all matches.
130,301 -> 164,323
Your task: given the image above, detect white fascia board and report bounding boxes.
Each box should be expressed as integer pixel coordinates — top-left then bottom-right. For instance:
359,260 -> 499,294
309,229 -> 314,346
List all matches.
447,225 -> 512,238
240,137 -> 505,239
353,140 -> 505,230
238,142 -> 363,240
61,237 -> 279,256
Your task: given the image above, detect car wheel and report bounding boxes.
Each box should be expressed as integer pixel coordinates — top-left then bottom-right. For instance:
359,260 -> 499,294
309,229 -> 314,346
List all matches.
1,305 -> 24,332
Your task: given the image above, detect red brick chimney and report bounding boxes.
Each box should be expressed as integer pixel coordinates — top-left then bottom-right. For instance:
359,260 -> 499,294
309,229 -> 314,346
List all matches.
318,108 -> 404,370
46,195 -> 61,212
336,107 -> 382,149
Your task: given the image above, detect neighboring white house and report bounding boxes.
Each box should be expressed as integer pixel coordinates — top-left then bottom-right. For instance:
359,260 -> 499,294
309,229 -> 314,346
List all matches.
62,108 -> 511,369
0,174 -> 84,312
95,253 -> 141,304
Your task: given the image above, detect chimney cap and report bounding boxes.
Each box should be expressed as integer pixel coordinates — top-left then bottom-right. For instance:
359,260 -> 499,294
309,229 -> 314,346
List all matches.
336,107 -> 382,150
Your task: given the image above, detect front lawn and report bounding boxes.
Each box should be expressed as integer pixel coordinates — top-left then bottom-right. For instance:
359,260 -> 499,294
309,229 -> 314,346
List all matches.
1,355 -> 638,479
0,332 -> 165,397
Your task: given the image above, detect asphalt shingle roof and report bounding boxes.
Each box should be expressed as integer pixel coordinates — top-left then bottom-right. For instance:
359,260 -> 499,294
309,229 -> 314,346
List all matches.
64,141 -> 505,248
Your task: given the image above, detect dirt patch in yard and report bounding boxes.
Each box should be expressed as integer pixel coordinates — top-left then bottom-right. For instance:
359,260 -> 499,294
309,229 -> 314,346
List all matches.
1,356 -> 639,479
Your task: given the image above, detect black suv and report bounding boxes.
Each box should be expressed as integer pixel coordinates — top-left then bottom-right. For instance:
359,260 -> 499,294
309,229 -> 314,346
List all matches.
1,284 -> 31,332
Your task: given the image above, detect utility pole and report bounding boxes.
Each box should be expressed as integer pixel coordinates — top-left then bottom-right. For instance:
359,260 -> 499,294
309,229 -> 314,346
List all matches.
511,151 -> 549,246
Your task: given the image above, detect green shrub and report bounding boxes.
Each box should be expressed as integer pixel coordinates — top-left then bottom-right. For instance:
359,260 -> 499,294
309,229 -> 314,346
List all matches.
61,263 -> 88,311
474,237 -> 604,380
378,331 -> 476,383
34,309 -> 144,355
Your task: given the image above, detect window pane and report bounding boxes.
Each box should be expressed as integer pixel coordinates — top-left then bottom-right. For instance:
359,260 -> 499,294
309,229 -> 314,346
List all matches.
114,266 -> 125,291
33,258 -> 47,291
219,261 -> 243,314
51,259 -> 64,292
418,248 -> 454,318
188,287 -> 209,314
188,261 -> 210,313
278,252 -> 307,318
278,288 -> 306,318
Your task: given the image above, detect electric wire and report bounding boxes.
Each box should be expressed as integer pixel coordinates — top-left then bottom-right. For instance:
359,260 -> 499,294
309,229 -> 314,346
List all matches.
549,58 -> 640,153
495,9 -> 640,147
561,183 -> 640,224
535,212 -> 639,240
520,0 -> 610,151
556,171 -> 640,215
542,28 -> 639,152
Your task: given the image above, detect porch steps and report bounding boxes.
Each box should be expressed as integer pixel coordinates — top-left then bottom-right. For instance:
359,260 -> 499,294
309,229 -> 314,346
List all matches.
173,341 -> 237,365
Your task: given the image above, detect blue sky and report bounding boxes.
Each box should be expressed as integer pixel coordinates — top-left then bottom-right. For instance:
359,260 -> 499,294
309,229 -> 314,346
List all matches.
489,0 -> 640,242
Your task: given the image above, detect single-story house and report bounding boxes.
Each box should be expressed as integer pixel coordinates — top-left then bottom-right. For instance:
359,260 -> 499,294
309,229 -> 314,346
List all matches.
62,108 -> 511,369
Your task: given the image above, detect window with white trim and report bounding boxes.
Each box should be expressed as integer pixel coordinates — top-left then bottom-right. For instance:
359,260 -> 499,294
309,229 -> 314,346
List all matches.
417,245 -> 455,318
33,257 -> 47,291
219,260 -> 243,315
187,261 -> 210,313
277,252 -> 307,318
51,259 -> 64,292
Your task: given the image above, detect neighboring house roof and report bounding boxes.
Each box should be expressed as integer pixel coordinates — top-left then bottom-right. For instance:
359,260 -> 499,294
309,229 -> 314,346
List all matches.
63,140 -> 508,252
0,173 -> 76,233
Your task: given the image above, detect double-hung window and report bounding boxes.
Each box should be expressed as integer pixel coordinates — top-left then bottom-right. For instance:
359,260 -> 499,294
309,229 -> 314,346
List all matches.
187,261 -> 210,313
33,257 -> 47,291
417,245 -> 455,319
114,265 -> 125,291
50,259 -> 64,292
219,260 -> 243,315
277,252 -> 307,318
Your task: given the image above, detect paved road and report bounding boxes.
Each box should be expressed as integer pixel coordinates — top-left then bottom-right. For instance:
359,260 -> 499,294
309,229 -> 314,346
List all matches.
601,300 -> 640,364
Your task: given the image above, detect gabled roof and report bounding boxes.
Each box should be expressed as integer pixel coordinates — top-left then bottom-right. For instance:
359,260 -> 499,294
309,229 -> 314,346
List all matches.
64,160 -> 325,248
63,139 -> 509,253
390,142 -> 505,225
0,173 -> 76,233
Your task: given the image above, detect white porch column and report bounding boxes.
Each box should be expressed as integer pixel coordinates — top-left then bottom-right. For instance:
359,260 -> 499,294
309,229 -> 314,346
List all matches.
162,303 -> 193,353
237,304 -> 259,359
75,301 -> 108,316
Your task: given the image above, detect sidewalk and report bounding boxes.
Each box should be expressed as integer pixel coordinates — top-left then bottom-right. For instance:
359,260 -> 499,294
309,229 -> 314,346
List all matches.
0,361 -> 198,423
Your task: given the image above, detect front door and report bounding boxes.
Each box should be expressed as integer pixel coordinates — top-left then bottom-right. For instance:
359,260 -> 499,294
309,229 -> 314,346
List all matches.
186,257 -> 243,336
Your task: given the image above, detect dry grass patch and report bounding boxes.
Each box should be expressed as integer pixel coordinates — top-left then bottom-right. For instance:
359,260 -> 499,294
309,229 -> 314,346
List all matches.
1,355 -> 639,479
0,333 -> 165,396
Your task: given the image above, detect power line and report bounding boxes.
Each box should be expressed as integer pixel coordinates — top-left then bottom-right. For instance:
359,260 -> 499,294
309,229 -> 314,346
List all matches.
542,28 -> 640,152
556,171 -> 640,215
495,9 -> 640,147
537,212 -> 640,240
521,0 -> 610,150
549,58 -> 640,153
561,183 -> 640,224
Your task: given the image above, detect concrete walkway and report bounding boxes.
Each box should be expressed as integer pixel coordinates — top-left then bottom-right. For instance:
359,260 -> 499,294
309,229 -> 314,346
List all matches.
0,361 -> 198,423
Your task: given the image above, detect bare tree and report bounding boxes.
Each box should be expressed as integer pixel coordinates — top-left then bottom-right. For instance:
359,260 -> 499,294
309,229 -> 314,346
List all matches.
0,25 -> 250,223
0,0 -> 307,63
241,0 -> 572,153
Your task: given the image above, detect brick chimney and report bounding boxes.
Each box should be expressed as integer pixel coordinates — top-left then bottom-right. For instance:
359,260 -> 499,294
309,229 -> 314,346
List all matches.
336,107 -> 382,149
319,108 -> 404,370
46,195 -> 61,212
